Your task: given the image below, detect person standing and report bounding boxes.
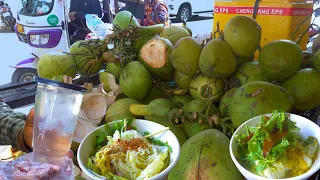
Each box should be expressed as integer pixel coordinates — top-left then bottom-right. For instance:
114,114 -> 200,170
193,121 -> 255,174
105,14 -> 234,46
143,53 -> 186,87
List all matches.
142,0 -> 169,26
68,0 -> 102,42
120,0 -> 169,26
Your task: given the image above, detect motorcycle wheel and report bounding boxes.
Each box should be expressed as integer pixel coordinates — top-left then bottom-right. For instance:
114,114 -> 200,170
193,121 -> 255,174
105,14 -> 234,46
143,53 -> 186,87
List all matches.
4,16 -> 14,31
11,68 -> 38,84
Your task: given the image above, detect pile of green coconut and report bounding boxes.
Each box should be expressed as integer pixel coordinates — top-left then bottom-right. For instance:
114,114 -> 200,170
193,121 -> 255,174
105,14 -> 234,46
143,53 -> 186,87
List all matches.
36,11 -> 320,180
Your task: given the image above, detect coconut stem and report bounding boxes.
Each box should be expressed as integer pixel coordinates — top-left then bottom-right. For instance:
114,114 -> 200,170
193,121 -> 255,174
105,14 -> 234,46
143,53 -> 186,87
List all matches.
61,58 -> 88,77
224,78 -> 240,90
219,117 -> 235,136
205,100 -> 213,116
293,9 -> 316,43
129,15 -> 134,26
213,22 -> 223,39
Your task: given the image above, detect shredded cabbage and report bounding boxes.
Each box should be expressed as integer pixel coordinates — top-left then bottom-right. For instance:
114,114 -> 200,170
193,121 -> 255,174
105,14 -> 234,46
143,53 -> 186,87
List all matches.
88,130 -> 170,180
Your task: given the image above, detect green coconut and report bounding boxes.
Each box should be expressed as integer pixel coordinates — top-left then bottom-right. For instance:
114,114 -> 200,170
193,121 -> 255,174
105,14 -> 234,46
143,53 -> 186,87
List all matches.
51,75 -> 64,82
223,16 -> 261,57
312,35 -> 320,54
37,51 -> 76,79
154,120 -> 187,146
301,51 -> 314,69
219,88 -> 238,117
168,129 -> 242,180
189,75 -> 225,103
182,99 -> 218,138
229,81 -> 294,127
312,49 -> 320,72
120,61 -> 152,101
199,39 -> 237,78
145,98 -> 174,121
138,24 -> 164,37
148,98 -> 173,107
235,55 -> 254,65
106,62 -> 121,79
113,11 -> 140,29
230,61 -> 266,87
183,99 -> 218,115
282,68 -> 320,111
174,70 -> 194,89
171,94 -> 194,108
160,26 -> 190,45
182,21 -> 192,37
105,98 -> 141,122
136,35 -> 160,52
141,87 -> 167,105
69,40 -> 105,77
99,72 -> 112,92
140,37 -> 174,80
259,40 -> 303,81
144,104 -> 187,146
170,37 -> 202,75
182,121 -> 210,138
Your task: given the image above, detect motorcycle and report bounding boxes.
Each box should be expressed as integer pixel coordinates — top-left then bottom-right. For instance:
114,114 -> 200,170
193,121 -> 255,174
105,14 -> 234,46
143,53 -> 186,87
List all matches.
0,3 -> 16,31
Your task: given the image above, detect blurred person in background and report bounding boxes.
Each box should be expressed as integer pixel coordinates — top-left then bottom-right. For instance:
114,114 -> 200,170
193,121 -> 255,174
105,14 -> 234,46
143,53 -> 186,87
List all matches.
120,0 -> 169,26
142,0 -> 169,26
68,0 -> 102,42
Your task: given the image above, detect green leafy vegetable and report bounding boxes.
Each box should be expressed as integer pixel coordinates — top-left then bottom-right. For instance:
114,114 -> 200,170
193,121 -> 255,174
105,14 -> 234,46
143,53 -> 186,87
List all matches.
236,109 -> 299,173
95,130 -> 108,150
144,131 -> 173,152
269,138 -> 290,159
88,121 -> 171,180
95,119 -> 134,150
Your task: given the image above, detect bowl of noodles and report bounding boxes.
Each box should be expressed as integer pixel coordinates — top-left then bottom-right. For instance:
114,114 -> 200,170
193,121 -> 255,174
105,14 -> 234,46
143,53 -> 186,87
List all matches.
230,110 -> 320,180
77,119 -> 180,180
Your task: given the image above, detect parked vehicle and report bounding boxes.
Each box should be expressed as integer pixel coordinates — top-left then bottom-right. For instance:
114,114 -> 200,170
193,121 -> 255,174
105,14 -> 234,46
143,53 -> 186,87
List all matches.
12,0 -> 111,84
0,1 -> 16,31
165,0 -> 214,22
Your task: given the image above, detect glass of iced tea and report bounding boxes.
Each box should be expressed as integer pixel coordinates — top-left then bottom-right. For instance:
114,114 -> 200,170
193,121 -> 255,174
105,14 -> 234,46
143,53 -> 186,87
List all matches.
32,77 -> 86,162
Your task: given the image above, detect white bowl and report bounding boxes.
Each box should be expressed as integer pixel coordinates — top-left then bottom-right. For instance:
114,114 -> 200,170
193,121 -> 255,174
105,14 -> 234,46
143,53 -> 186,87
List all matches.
77,119 -> 180,180
230,113 -> 320,180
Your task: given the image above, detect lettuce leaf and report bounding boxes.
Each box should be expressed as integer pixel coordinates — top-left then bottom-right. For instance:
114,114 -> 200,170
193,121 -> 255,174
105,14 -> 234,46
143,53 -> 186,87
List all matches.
136,147 -> 169,180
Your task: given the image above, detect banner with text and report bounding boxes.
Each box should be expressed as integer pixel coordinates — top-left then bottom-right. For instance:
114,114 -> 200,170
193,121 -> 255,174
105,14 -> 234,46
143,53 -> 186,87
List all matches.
214,6 -> 313,16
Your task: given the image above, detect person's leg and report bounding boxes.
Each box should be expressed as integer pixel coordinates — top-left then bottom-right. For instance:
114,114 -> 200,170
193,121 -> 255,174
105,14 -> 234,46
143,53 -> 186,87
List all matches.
68,22 -> 77,36
72,28 -> 91,41
101,12 -> 110,23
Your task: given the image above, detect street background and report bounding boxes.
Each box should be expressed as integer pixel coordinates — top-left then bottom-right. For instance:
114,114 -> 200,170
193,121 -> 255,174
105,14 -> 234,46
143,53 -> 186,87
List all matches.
0,0 -> 214,114
0,1 -> 320,115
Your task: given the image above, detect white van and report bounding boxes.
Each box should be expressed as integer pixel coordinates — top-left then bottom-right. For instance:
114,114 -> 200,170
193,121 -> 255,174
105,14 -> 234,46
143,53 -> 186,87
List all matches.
165,0 -> 214,22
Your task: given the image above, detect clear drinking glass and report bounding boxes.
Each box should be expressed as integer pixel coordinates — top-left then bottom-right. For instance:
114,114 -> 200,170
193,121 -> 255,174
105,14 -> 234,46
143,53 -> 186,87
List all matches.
32,77 -> 86,161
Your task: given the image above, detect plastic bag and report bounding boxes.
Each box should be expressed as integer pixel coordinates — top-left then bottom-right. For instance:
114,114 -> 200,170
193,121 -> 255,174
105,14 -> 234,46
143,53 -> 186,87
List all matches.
85,14 -> 111,40
0,153 -> 74,180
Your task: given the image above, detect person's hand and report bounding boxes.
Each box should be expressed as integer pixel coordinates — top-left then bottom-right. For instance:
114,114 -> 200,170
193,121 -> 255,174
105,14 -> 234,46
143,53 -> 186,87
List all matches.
69,11 -> 76,21
23,107 -> 34,149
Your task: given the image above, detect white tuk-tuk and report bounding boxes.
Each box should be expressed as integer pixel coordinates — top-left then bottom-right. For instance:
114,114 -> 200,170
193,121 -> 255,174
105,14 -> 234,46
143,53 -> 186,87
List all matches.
12,0 -> 112,84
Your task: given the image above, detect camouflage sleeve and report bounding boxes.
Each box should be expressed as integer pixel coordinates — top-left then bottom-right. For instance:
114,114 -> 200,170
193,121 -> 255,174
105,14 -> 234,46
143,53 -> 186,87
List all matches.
0,98 -> 27,150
